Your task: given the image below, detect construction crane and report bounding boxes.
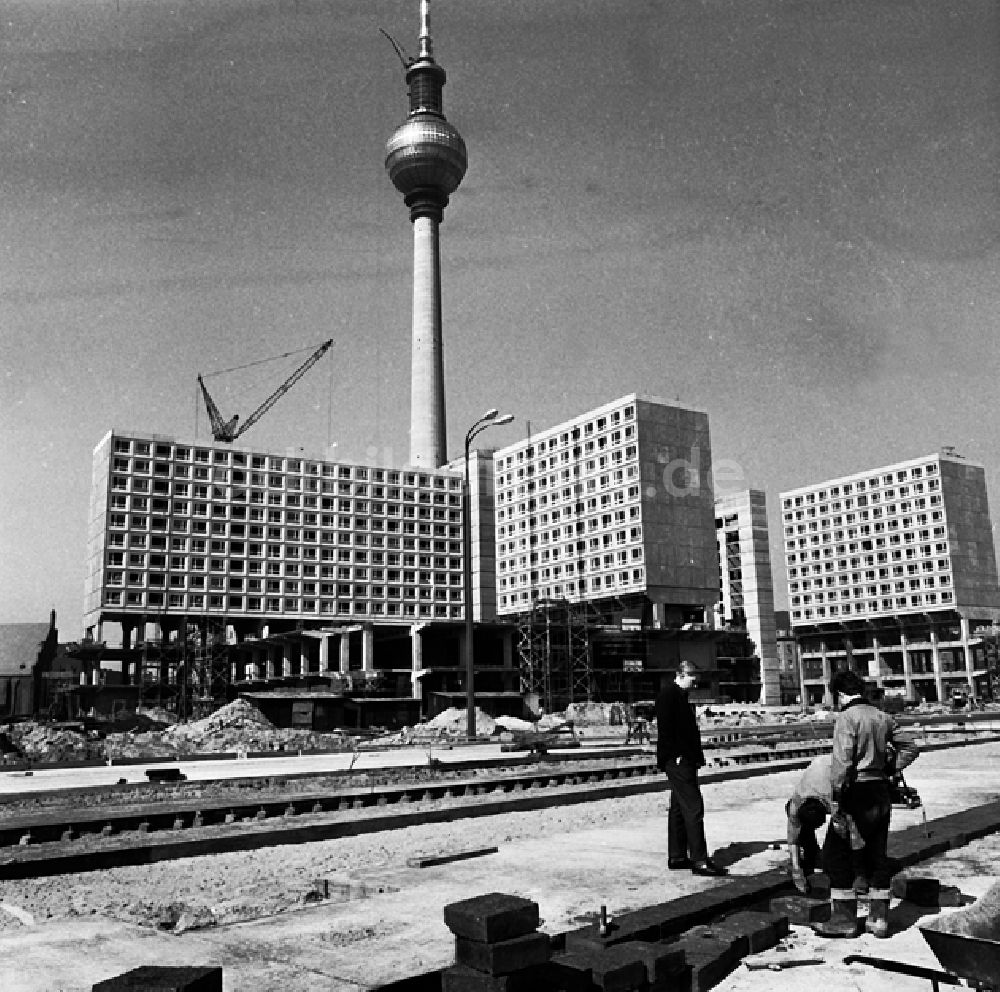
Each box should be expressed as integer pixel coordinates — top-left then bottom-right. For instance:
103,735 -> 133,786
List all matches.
197,339 -> 333,443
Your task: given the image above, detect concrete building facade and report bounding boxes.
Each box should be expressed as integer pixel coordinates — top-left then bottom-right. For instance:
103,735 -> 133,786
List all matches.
81,430 -> 524,722
85,430 -> 468,631
715,490 -> 780,705
492,394 -> 720,625
780,450 -> 1000,704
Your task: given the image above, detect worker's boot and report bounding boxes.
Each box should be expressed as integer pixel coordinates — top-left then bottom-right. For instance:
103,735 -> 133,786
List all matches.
812,888 -> 860,939
865,889 -> 890,939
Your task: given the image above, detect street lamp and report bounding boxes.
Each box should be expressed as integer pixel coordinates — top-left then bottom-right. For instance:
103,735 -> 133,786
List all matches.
464,409 -> 515,740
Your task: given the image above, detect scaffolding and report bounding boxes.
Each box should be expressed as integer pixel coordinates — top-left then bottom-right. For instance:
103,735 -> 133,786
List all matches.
516,598 -> 596,712
137,622 -> 184,715
136,615 -> 232,718
189,617 -> 233,719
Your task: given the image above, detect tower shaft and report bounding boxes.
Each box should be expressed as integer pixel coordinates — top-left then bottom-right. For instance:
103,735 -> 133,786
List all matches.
410,214 -> 446,466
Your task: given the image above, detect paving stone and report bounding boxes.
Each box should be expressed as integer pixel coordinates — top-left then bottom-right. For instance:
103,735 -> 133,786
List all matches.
563,910 -> 663,953
443,893 -> 540,944
557,944 -> 649,992
527,959 -> 594,991
648,963 -> 693,992
547,954 -> 595,990
688,924 -> 748,958
938,885 -> 967,908
671,933 -> 739,992
768,894 -> 829,925
440,963 -> 536,992
454,932 -> 550,976
891,875 -> 941,906
91,965 -> 223,991
626,940 -> 688,983
705,910 -> 783,954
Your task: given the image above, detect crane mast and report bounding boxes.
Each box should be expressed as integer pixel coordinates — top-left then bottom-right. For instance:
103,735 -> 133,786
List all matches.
198,339 -> 333,443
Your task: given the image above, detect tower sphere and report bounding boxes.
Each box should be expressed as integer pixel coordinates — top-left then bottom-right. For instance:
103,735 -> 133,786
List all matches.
385,114 -> 468,199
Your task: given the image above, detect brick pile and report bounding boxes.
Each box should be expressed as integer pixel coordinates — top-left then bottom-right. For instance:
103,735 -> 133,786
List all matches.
436,891 -> 792,991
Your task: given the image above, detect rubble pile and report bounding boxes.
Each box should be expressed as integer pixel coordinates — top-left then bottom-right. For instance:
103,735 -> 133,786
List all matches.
6,723 -> 103,764
563,701 -> 628,726
158,698 -> 353,754
135,706 -> 177,727
394,706 -> 497,744
105,699 -> 355,759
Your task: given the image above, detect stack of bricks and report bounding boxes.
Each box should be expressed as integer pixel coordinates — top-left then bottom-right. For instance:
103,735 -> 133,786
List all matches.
441,892 -> 553,991
555,937 -> 691,991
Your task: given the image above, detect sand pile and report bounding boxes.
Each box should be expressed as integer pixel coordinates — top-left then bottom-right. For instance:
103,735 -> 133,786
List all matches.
929,879 -> 1000,940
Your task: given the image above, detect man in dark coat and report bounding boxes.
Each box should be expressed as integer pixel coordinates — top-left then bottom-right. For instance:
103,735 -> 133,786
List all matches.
655,661 -> 726,876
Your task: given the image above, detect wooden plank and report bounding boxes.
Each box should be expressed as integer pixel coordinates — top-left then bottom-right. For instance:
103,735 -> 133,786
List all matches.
405,846 -> 499,869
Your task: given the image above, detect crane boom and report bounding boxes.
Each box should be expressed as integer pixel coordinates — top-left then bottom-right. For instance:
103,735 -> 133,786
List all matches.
198,339 -> 334,443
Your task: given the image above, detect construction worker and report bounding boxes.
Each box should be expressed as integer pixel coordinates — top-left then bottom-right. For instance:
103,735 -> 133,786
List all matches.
786,753 -> 866,896
655,662 -> 727,877
813,669 -> 919,939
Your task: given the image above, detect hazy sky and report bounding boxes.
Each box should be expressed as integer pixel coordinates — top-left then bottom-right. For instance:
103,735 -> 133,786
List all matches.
3,0 -> 999,636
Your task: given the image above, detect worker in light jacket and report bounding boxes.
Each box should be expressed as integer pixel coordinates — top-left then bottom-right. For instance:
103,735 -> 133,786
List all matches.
814,668 -> 917,939
655,661 -> 727,877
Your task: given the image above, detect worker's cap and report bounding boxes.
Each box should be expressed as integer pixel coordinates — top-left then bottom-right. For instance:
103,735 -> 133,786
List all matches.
677,661 -> 698,676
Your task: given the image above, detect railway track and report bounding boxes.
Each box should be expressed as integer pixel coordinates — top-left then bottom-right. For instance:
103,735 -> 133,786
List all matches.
2,720 -> 998,878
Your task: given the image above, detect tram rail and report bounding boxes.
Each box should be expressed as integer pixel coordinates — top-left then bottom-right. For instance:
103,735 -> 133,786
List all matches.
1,721 -> 997,878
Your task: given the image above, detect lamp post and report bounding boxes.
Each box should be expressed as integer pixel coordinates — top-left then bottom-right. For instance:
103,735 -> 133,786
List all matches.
464,409 -> 515,741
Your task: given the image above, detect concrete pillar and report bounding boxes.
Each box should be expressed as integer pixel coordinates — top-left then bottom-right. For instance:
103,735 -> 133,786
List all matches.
869,634 -> 881,680
930,628 -> 944,702
282,641 -> 293,678
652,602 -> 666,630
820,639 -> 833,707
339,631 -> 351,673
960,617 -> 976,694
266,646 -> 277,681
409,214 -> 446,467
901,630 -> 914,701
319,634 -> 331,673
411,624 -> 424,701
121,623 -> 133,651
362,624 -> 375,672
502,629 -> 514,669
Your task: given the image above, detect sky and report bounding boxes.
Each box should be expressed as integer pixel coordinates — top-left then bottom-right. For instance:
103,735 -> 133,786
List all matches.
2,0 -> 999,638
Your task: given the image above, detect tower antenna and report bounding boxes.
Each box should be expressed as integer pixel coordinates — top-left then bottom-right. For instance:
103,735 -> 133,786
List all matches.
418,0 -> 432,59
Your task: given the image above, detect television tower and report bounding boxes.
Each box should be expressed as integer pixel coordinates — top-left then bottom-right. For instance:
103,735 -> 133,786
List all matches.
385,0 -> 467,468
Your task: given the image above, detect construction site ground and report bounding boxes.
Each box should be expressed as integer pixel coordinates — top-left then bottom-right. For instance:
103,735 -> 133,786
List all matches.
0,737 -> 998,991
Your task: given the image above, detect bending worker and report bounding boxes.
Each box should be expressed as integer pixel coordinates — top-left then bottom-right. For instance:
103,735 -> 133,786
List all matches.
786,753 -> 865,895
813,670 -> 919,939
